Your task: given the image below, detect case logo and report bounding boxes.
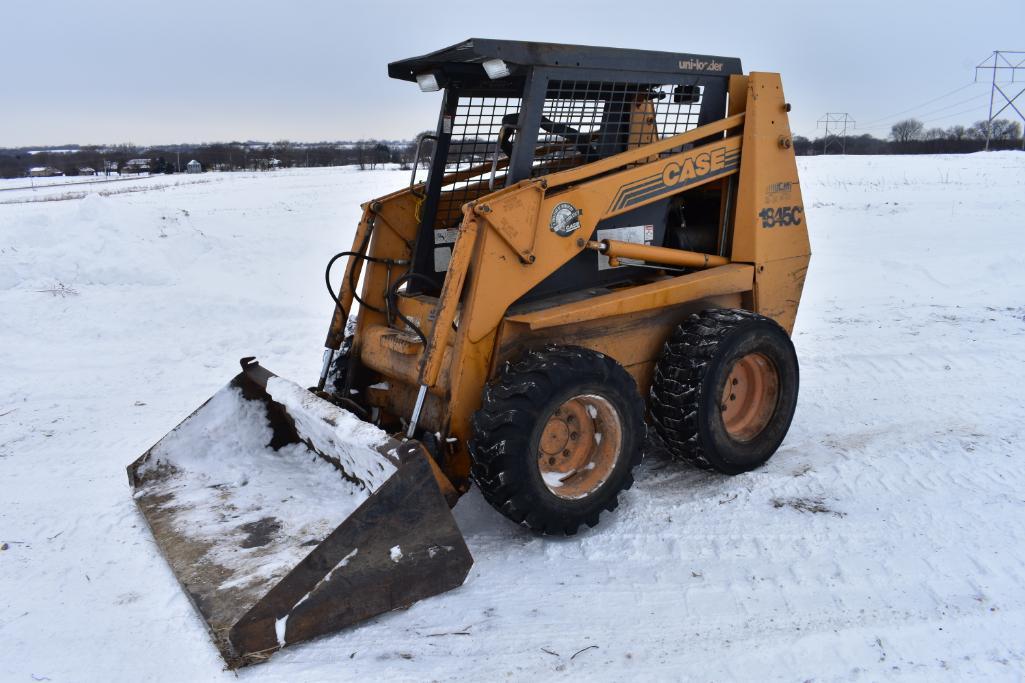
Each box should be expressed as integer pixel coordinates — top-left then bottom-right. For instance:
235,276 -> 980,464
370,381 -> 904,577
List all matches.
660,147 -> 728,188
608,145 -> 740,213
549,202 -> 581,236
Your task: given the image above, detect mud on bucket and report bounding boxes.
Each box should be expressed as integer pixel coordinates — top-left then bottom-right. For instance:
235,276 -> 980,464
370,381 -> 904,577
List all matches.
127,358 -> 472,667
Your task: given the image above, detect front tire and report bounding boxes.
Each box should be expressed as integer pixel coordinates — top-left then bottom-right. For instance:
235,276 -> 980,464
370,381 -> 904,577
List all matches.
469,346 -> 644,535
650,309 -> 799,475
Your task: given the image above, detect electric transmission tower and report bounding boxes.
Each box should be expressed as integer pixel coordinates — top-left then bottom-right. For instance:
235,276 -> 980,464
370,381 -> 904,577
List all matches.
817,113 -> 855,154
975,50 -> 1025,151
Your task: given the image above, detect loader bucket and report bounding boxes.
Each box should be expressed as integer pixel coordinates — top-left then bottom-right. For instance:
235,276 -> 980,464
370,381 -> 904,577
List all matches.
127,358 -> 472,667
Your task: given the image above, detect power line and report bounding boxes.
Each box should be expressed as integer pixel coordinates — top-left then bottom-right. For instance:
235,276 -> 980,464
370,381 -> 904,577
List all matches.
859,94 -> 991,131
911,91 -> 990,120
859,82 -> 978,127
859,107 -> 990,133
919,104 -> 991,125
810,52 -> 1023,143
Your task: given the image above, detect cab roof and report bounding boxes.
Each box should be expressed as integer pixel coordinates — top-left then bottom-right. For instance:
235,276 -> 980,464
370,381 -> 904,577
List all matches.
388,38 -> 742,82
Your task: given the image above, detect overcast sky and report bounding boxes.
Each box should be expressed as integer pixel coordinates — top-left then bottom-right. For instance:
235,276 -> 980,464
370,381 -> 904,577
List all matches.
2,0 -> 1022,147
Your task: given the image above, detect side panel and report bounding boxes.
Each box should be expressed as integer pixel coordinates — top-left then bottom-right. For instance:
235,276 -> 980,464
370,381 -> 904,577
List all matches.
463,129 -> 744,343
728,72 -> 811,333
441,328 -> 498,489
750,254 -> 810,334
505,264 -> 754,330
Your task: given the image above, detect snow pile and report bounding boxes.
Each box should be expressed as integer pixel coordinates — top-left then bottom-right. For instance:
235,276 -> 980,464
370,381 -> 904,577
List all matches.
266,375 -> 395,491
0,190 -> 212,289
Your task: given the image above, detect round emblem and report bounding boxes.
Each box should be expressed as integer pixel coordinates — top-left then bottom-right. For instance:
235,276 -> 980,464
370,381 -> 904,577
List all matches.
549,202 -> 581,237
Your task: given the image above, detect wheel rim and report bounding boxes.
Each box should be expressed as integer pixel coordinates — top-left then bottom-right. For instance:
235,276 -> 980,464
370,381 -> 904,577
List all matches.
720,352 -> 779,442
537,394 -> 623,500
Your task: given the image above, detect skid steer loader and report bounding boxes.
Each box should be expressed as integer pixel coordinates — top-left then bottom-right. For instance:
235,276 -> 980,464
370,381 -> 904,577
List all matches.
129,39 -> 810,666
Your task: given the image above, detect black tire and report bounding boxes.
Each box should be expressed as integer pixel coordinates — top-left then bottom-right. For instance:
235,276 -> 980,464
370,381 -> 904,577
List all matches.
651,309 -> 799,475
469,346 -> 645,535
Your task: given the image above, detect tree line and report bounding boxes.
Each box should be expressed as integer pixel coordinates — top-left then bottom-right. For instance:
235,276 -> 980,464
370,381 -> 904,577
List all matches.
794,118 -> 1023,155
0,139 -> 425,179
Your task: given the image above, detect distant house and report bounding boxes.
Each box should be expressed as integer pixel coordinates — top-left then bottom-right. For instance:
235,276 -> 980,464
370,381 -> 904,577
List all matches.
186,159 -> 202,174
78,167 -> 96,176
29,166 -> 63,177
122,158 -> 151,174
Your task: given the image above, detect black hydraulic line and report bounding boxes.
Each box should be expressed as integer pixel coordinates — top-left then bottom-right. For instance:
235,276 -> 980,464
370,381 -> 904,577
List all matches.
324,209 -> 393,318
348,220 -> 386,315
325,213 -> 447,350
324,251 -> 352,319
386,272 -> 442,348
325,250 -> 396,317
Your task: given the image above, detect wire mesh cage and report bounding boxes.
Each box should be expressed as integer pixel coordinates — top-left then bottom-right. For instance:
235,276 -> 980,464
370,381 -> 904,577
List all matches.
532,80 -> 705,177
425,78 -> 709,277
433,95 -> 522,229
431,81 -> 704,231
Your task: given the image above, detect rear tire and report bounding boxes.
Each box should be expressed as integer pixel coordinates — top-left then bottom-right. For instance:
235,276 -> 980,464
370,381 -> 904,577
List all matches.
469,346 -> 644,535
650,309 -> 799,474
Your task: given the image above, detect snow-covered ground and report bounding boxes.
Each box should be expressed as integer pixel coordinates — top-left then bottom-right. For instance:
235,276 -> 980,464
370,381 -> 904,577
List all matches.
1,155 -> 1024,681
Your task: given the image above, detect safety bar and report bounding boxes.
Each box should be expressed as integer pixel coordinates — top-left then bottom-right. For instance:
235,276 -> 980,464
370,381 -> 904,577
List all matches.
489,123 -> 517,191
410,134 -> 439,192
